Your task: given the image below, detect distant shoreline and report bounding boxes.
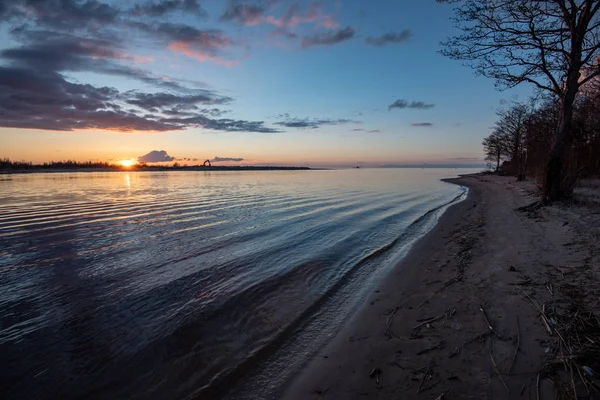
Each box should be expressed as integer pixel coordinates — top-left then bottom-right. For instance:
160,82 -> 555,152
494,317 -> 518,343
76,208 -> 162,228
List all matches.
0,166 -> 313,174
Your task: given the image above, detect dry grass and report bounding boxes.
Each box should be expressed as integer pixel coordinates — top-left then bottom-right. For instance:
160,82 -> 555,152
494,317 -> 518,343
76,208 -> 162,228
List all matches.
518,283 -> 600,399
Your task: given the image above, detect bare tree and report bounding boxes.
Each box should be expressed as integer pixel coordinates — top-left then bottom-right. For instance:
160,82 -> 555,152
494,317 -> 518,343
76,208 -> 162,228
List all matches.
494,104 -> 529,179
483,129 -> 511,171
439,0 -> 600,200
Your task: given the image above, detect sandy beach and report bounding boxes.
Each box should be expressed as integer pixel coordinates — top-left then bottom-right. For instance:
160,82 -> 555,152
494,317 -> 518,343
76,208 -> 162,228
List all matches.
283,174 -> 600,399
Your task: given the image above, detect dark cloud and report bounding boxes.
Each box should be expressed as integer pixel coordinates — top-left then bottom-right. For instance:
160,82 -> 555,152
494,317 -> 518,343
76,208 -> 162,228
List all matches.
130,0 -> 206,17
368,129 -> 380,133
4,30 -> 122,71
411,123 -> 434,127
275,114 -> 360,129
138,150 -> 175,163
301,27 -> 355,49
3,30 -> 206,92
212,156 -> 244,162
0,66 -> 174,131
366,30 -> 412,47
220,2 -> 265,25
0,66 -> 279,133
0,1 -> 275,134
388,100 -> 435,110
126,92 -> 232,110
162,107 -> 228,117
161,115 -> 280,132
1,0 -> 119,28
131,22 -> 232,51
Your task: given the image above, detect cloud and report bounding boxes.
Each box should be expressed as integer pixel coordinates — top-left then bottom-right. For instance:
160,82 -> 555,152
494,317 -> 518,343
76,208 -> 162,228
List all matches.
365,30 -> 412,46
4,29 -> 204,92
388,100 -> 435,110
0,1 -> 277,133
351,128 -> 381,133
411,123 -> 434,127
212,156 -> 244,162
301,26 -> 355,49
128,22 -> 239,66
267,2 -> 338,32
446,157 -> 481,161
1,0 -> 119,28
161,115 -> 280,132
167,42 -> 241,67
129,0 -> 206,17
134,23 -> 233,51
138,150 -> 175,163
275,114 -> 360,129
126,92 -> 232,110
0,66 -> 279,133
221,2 -> 265,26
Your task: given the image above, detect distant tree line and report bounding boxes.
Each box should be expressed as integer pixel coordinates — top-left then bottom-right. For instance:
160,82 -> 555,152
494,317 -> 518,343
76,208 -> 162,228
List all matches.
0,159 -> 120,170
483,85 -> 600,187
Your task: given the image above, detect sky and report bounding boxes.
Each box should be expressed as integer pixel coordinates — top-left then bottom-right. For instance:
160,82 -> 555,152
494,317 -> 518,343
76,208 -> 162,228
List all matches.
0,0 -> 534,167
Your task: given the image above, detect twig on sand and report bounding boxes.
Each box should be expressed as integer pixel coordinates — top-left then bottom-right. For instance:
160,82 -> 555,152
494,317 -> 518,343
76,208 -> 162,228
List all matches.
412,316 -> 443,330
490,349 -> 510,393
420,380 -> 441,393
449,347 -> 460,358
418,277 -> 459,308
508,316 -> 521,374
541,304 -> 553,336
384,307 -> 398,335
515,287 -> 552,336
417,341 -> 446,355
434,390 -> 451,400
369,367 -> 382,384
416,366 -> 431,394
520,383 -> 527,396
479,304 -> 495,334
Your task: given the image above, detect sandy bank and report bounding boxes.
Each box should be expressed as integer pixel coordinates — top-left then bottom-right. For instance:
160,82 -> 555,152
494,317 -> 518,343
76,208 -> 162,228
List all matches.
282,174 -> 600,399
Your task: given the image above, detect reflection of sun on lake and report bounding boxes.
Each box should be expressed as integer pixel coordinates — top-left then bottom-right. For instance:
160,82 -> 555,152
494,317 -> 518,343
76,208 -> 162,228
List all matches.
118,159 -> 136,168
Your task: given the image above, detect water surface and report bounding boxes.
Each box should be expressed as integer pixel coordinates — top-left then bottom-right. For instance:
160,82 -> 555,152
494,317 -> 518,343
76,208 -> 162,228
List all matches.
0,169 -> 472,399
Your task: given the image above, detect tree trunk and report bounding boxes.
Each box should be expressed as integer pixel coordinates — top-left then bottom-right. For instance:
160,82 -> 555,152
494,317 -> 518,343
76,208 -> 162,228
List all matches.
543,39 -> 583,201
496,150 -> 500,172
544,96 -> 574,200
514,127 -> 523,180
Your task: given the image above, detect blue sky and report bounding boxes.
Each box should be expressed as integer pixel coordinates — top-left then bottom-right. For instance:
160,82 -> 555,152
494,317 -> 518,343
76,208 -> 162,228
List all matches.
0,0 -> 533,167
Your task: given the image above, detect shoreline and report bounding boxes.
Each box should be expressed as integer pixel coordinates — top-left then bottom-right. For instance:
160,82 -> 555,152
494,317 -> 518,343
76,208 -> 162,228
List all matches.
280,174 -> 481,399
282,174 -> 600,399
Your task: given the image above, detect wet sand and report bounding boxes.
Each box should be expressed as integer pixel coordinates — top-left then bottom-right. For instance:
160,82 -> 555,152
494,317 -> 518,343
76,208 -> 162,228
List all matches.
283,174 -> 600,399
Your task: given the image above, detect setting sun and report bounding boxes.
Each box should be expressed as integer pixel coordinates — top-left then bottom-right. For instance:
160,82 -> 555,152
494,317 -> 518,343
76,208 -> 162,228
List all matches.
118,159 -> 137,168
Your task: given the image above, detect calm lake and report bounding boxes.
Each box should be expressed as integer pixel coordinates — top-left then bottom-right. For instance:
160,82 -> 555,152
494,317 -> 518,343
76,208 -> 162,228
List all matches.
0,168 -> 474,399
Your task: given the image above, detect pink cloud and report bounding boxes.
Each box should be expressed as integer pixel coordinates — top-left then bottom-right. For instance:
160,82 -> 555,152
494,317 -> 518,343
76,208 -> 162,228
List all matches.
265,2 -> 338,30
322,16 -> 339,29
132,55 -> 154,64
167,42 -> 241,68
